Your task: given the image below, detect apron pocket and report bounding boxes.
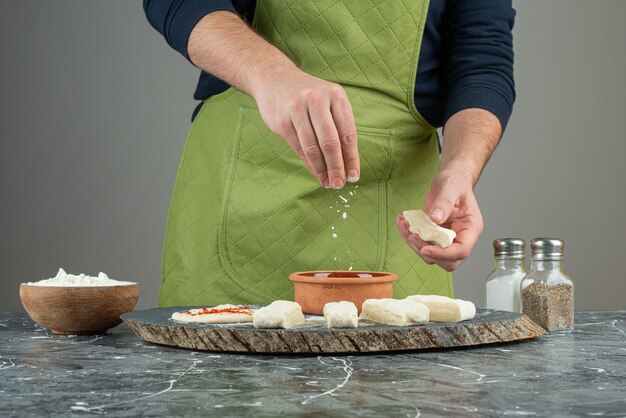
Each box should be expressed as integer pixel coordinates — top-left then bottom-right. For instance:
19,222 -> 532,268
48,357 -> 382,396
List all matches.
219,106 -> 394,300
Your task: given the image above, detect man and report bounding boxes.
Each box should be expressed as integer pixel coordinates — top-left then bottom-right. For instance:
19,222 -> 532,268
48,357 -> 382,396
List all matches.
144,0 -> 515,306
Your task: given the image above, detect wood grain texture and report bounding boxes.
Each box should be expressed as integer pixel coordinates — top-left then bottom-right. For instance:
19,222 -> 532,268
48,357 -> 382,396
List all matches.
20,284 -> 139,334
122,307 -> 545,354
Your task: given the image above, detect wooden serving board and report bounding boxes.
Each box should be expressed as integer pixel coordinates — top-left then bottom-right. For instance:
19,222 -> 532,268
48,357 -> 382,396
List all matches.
121,307 -> 544,354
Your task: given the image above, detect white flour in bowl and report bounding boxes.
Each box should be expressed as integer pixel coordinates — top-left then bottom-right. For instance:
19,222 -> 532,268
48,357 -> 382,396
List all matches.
26,268 -> 135,286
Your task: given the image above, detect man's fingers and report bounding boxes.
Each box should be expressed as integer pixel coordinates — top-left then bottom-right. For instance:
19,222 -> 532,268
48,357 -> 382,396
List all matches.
425,175 -> 466,225
434,260 -> 461,272
418,242 -> 464,271
421,243 -> 469,262
421,224 -> 480,263
282,122 -> 323,185
428,189 -> 458,225
292,112 -> 329,187
396,216 -> 420,248
331,92 -> 359,182
408,234 -> 430,251
308,96 -> 345,189
396,215 -> 411,236
396,216 -> 429,248
396,215 -> 436,263
396,216 -> 416,249
422,256 -> 460,271
397,215 -> 463,270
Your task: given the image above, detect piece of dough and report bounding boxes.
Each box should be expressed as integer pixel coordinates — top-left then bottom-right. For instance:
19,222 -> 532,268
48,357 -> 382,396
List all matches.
359,298 -> 429,326
323,301 -> 358,328
406,295 -> 475,322
253,300 -> 305,329
171,304 -> 254,324
402,209 -> 456,248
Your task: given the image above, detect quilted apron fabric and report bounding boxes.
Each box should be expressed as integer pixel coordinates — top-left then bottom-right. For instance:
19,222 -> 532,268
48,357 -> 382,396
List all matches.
159,0 -> 453,306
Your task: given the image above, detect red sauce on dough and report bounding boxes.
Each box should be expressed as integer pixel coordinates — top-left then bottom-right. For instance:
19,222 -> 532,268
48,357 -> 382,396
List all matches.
185,306 -> 253,316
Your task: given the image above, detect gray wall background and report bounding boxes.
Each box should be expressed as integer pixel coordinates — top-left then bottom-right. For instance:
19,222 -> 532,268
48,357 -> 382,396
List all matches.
1,1 -> 625,310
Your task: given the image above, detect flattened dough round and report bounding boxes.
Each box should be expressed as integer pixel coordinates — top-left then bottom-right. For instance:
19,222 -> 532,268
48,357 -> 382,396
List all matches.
171,304 -> 254,324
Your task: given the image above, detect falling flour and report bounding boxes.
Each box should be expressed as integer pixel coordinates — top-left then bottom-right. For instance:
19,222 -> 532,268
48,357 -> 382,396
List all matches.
328,184 -> 360,270
26,268 -> 135,287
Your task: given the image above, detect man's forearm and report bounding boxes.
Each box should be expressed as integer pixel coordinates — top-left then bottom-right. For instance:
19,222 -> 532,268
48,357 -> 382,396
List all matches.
440,108 -> 502,185
186,10 -> 360,189
407,107 -> 500,270
188,11 -> 297,97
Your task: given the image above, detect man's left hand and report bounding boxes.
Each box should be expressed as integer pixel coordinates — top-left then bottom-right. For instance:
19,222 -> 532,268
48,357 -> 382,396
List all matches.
396,168 -> 484,272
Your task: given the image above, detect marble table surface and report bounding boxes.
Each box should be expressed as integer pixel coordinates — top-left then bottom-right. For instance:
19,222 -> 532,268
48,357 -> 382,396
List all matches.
1,310 -> 625,418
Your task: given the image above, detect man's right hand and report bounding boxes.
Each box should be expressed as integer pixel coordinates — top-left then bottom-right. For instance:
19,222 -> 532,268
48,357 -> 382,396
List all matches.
188,11 -> 359,189
251,68 -> 359,189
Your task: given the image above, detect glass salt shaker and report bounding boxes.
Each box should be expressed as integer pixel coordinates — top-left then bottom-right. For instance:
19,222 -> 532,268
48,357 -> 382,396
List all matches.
485,238 -> 526,312
521,238 -> 574,332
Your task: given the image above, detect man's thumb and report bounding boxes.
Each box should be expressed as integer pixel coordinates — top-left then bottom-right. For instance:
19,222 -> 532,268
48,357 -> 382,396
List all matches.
427,189 -> 457,225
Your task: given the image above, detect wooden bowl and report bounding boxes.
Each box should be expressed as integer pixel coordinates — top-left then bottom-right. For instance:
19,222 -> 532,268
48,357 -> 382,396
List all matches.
20,283 -> 139,335
289,271 -> 398,315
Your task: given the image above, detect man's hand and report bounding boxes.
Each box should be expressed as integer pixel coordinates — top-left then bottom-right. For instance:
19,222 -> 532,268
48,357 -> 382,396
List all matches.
396,108 -> 502,271
188,11 -> 358,189
396,168 -> 483,271
251,67 -> 359,189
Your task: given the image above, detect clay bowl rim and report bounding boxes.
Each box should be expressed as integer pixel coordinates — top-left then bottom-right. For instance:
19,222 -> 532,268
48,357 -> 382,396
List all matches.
289,270 -> 398,285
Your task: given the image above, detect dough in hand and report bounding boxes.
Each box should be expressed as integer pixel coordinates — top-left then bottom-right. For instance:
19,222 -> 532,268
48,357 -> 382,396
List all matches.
253,300 -> 305,329
323,301 -> 358,328
359,298 -> 429,326
406,295 -> 475,322
402,209 -> 456,248
171,304 -> 254,324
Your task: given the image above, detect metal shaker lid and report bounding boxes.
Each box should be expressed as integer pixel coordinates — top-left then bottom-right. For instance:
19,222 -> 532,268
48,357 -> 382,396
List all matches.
493,238 -> 525,259
530,238 -> 564,260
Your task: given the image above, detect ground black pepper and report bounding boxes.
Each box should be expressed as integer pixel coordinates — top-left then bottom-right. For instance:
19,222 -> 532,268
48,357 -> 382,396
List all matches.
522,282 -> 574,332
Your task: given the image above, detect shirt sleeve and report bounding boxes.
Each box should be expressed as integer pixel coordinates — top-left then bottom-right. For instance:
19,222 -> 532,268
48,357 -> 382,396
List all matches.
442,0 -> 516,130
143,0 -> 238,59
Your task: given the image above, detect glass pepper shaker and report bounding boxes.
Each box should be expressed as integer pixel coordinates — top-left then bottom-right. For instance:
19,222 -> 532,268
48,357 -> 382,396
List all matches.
521,238 -> 574,332
485,238 -> 526,312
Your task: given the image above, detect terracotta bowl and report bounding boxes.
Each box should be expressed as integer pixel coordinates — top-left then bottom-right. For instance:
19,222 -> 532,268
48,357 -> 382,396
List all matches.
20,283 -> 139,335
289,270 -> 398,315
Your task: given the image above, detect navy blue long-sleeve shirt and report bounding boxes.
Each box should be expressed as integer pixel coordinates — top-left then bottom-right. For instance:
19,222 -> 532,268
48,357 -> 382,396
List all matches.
144,0 -> 515,129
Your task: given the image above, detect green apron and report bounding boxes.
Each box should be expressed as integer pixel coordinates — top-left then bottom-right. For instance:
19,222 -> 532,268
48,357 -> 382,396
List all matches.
159,0 -> 453,307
